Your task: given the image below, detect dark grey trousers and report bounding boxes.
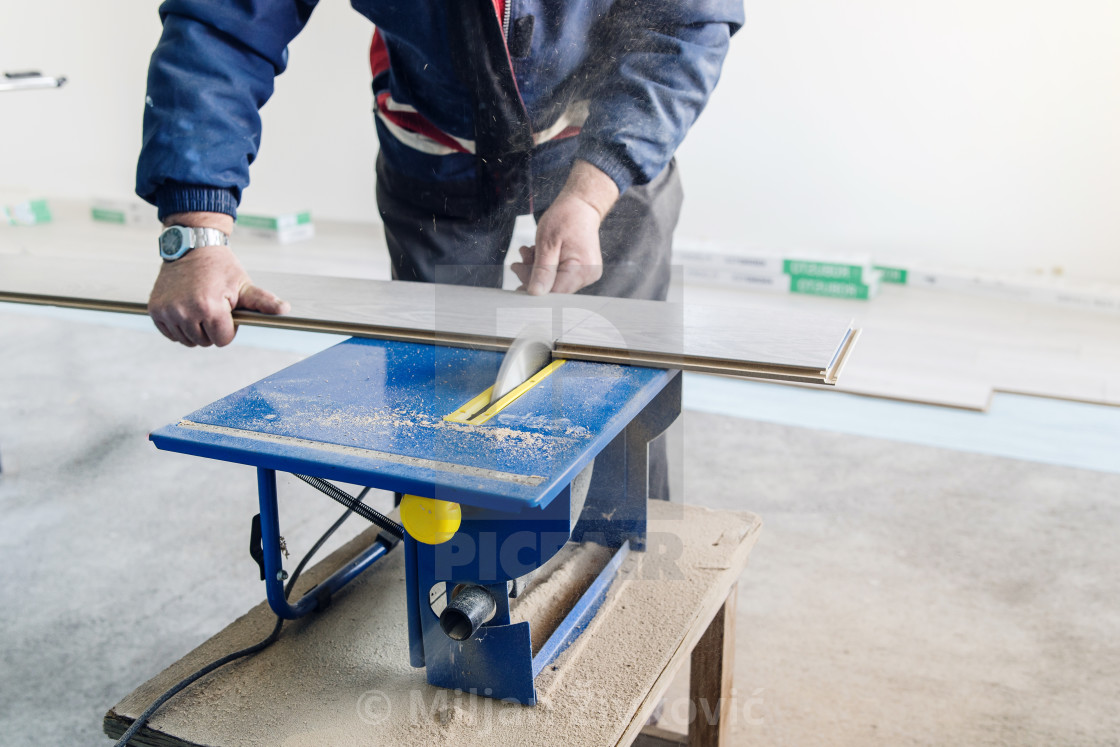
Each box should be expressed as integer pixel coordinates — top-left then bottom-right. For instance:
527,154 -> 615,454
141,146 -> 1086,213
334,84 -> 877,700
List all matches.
377,159 -> 683,502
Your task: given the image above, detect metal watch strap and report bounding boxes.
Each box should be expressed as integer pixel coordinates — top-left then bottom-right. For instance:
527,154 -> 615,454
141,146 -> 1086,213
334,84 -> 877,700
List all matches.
188,226 -> 230,248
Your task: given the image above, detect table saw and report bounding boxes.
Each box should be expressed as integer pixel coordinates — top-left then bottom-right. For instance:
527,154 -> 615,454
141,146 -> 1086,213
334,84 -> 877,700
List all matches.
150,335 -> 680,706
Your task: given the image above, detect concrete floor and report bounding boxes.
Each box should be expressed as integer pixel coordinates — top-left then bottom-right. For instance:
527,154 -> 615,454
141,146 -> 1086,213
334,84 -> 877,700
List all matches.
2,310 -> 1118,745
677,414 -> 1120,745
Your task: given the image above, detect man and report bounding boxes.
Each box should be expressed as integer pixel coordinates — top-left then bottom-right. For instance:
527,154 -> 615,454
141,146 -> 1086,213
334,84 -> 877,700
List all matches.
138,0 -> 743,348
139,0 -> 742,503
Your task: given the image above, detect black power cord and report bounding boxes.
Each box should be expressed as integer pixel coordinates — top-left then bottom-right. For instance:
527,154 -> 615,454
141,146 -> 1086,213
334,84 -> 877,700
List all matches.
114,486 -> 376,746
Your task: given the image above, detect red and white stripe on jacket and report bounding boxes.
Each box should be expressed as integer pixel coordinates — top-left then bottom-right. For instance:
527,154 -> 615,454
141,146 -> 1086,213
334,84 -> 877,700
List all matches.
368,29 -> 587,157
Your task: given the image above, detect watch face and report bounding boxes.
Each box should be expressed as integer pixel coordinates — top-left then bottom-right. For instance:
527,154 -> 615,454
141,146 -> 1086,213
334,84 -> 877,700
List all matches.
160,229 -> 183,254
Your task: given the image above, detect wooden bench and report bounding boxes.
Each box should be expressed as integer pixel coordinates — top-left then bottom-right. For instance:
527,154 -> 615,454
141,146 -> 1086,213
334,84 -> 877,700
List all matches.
105,501 -> 760,746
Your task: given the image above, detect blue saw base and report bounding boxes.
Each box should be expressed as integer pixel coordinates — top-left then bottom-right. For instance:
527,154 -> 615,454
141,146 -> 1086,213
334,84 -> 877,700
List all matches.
149,337 -> 680,705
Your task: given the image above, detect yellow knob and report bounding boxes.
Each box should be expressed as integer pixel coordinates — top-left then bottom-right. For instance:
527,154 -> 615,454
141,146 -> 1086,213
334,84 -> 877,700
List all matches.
399,495 -> 462,545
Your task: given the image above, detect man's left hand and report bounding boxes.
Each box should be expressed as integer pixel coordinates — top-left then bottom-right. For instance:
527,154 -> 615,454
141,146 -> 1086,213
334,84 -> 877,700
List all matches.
512,160 -> 620,295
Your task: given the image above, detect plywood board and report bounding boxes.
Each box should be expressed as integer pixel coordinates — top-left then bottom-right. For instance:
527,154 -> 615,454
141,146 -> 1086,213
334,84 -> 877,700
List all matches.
0,254 -> 857,385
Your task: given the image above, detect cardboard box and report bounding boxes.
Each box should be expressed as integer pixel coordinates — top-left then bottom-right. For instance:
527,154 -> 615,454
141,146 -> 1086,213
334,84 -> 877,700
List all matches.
1,198 -> 51,226
90,199 -> 159,227
236,211 -> 315,243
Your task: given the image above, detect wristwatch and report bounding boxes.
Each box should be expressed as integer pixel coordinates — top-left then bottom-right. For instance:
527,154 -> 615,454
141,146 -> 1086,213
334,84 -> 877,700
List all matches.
158,225 -> 230,261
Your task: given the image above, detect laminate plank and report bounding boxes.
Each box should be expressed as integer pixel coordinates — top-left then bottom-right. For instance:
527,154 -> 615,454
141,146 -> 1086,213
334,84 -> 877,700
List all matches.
556,327 -> 860,385
0,254 -> 858,384
0,255 -> 615,348
6,205 -> 1117,408
558,297 -> 855,371
831,368 -> 993,411
684,283 -> 1120,409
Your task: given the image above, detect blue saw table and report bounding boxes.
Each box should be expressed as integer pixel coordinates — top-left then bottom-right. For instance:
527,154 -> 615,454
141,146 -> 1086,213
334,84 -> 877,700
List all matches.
151,337 -> 681,705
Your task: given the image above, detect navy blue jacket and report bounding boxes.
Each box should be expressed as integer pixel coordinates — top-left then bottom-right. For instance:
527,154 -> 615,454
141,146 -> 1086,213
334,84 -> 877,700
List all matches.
137,0 -> 743,220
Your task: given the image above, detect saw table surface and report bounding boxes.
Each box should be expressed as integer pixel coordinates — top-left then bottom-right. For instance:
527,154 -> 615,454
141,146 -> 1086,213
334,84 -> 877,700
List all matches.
150,337 -> 673,511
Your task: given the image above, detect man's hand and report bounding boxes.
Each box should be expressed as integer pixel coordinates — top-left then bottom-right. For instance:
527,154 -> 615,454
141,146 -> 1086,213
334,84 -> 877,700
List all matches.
512,160 -> 620,295
149,212 -> 288,347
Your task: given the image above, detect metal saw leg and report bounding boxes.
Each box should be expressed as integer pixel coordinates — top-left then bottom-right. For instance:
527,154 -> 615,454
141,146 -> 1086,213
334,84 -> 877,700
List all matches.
255,468 -> 391,620
573,370 -> 681,550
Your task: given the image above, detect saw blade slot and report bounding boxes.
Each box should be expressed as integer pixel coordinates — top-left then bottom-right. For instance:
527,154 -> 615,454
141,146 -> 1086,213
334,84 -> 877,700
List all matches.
444,359 -> 566,425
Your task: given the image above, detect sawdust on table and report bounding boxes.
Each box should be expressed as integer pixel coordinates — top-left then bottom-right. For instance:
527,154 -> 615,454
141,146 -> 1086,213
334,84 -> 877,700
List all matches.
260,398 -> 593,457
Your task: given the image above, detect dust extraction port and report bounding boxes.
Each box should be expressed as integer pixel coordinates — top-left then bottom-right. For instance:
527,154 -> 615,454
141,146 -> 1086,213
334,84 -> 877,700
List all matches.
440,584 -> 497,641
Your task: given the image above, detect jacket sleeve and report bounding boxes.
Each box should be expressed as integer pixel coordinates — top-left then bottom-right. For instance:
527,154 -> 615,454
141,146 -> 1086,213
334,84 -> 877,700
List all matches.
136,0 -> 318,220
574,0 -> 744,195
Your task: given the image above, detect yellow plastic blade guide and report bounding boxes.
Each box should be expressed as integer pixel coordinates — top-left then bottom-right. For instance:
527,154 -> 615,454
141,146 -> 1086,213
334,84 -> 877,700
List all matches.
444,359 -> 566,425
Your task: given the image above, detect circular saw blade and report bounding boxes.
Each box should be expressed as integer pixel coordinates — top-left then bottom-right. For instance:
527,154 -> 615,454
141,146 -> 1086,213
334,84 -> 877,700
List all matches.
491,326 -> 554,404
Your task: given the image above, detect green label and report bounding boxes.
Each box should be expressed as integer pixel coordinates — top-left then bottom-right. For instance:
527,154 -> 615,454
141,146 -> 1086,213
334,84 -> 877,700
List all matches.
790,275 -> 872,300
5,200 -> 52,225
91,208 -> 126,224
873,265 -> 908,284
783,259 -> 864,281
29,200 -> 52,223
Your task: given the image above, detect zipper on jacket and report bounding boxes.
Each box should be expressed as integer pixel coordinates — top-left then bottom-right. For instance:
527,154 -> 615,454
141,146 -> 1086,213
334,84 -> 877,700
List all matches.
491,0 -> 535,214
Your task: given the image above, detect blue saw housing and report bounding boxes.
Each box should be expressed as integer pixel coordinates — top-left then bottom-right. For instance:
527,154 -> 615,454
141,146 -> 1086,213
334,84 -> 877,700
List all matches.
151,337 -> 681,705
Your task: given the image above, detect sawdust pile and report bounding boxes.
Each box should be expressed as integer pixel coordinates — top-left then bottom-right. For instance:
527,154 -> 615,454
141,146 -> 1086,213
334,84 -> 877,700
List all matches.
510,541 -> 616,652
262,402 -> 591,457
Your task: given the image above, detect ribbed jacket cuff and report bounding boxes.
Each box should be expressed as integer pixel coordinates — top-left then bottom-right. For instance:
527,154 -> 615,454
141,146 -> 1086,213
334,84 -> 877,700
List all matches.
154,184 -> 239,222
572,142 -> 640,196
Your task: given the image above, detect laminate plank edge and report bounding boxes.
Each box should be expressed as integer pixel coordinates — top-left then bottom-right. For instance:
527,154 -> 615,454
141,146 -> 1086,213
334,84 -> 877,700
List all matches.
0,254 -> 859,383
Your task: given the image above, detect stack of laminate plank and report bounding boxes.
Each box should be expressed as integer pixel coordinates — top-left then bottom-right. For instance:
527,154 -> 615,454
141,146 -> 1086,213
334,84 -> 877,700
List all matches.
674,243 -> 884,300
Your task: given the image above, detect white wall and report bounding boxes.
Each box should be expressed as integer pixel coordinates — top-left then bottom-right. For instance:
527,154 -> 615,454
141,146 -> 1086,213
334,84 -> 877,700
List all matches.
678,0 -> 1120,280
2,0 -> 1118,280
0,0 -> 375,217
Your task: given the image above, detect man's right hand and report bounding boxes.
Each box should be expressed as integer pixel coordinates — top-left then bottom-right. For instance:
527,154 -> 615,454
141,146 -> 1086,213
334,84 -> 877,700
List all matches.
148,244 -> 289,348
